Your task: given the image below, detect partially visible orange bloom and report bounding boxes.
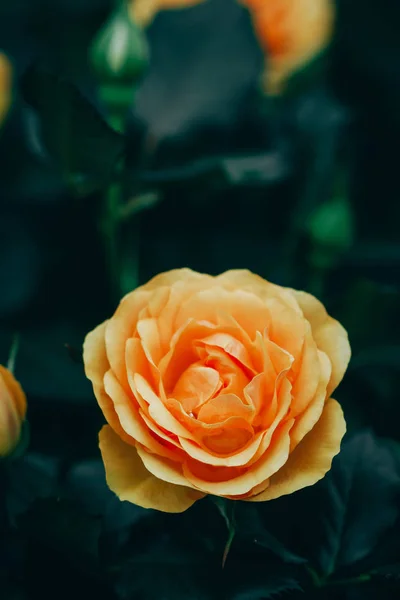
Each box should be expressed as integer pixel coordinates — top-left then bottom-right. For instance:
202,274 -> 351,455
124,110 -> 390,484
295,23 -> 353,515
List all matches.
129,0 -> 206,28
84,269 -> 349,513
241,0 -> 335,94
0,52 -> 12,126
0,366 -> 27,458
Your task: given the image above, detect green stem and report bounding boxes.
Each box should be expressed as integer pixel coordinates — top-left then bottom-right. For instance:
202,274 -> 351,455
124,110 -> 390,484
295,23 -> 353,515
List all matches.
7,333 -> 20,374
101,112 -> 126,300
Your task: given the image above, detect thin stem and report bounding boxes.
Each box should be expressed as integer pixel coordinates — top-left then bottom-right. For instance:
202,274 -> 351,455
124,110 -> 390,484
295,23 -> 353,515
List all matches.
102,112 -> 126,301
7,333 -> 20,374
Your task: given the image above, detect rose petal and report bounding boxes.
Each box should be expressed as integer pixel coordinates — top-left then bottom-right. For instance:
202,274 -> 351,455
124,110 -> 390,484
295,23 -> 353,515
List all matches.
99,425 -> 204,512
137,318 -> 163,366
289,350 -> 331,451
104,370 -> 179,461
247,398 -> 346,501
292,290 -> 351,396
125,337 -> 155,405
265,297 -> 305,365
199,332 -> 256,375
216,270 -> 301,313
176,287 -> 271,341
182,419 -> 294,496
83,321 -> 109,388
179,431 -> 264,466
136,443 -> 189,486
247,376 -> 292,465
173,364 -> 222,412
134,373 -> 195,439
289,322 -> 320,416
105,290 -> 151,390
0,371 -> 23,455
159,319 -> 217,392
0,366 -> 27,421
141,268 -> 212,291
84,323 -> 132,444
197,394 -> 254,425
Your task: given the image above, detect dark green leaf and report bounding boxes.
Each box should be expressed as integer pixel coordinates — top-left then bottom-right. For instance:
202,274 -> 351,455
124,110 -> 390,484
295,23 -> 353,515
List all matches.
235,504 -> 307,565
6,452 -> 59,520
21,65 -> 125,196
313,432 -> 400,577
139,152 -> 289,190
64,458 -> 151,533
114,535 -> 218,600
225,560 -> 302,600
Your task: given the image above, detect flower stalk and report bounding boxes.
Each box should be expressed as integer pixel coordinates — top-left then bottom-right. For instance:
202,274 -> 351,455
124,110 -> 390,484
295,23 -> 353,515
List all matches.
89,0 -> 149,299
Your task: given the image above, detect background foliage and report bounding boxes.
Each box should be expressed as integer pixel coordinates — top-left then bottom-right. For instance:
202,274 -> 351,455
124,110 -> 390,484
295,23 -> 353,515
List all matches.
1,0 -> 400,598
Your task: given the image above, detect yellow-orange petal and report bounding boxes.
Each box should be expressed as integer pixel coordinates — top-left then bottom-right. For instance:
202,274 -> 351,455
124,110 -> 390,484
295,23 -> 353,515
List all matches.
141,267 -> 212,291
179,430 -> 264,467
289,350 -> 331,450
103,370 -> 179,461
176,287 -> 271,341
83,321 -> 109,388
0,367 -> 26,457
99,425 -> 204,512
199,332 -> 256,375
125,337 -> 154,402
159,318 -> 217,392
0,365 -> 27,421
289,322 -> 320,417
137,317 -> 163,366
84,323 -> 132,444
247,398 -> 346,502
292,291 -> 351,397
105,289 -> 152,390
182,419 -> 294,496
216,269 -> 302,313
134,373 -> 195,439
136,442 -> 189,486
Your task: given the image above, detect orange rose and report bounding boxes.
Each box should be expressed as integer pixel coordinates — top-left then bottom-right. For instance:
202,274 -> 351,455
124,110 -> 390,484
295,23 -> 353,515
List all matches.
0,366 -> 27,458
129,0 -> 206,28
240,0 -> 335,94
84,269 -> 349,513
0,52 -> 12,127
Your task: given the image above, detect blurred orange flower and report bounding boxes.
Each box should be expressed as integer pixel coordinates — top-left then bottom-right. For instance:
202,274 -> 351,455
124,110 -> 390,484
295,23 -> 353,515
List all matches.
129,0 -> 206,28
0,366 -> 27,458
241,0 -> 335,94
0,52 -> 12,127
84,269 -> 349,513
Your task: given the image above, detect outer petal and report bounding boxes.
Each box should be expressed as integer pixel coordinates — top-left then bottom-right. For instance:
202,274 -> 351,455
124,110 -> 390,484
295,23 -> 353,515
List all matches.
83,321 -> 109,388
99,425 -> 204,513
105,290 -> 151,390
84,322 -> 132,444
292,291 -> 351,396
247,398 -> 346,502
141,268 -> 212,291
289,350 -> 331,450
216,270 -> 301,313
0,366 -> 27,420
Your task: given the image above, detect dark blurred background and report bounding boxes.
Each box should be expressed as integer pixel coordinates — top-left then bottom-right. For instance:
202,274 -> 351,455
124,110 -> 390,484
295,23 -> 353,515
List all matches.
0,0 -> 400,597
